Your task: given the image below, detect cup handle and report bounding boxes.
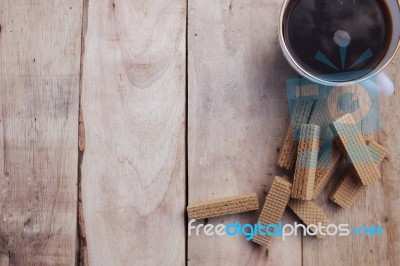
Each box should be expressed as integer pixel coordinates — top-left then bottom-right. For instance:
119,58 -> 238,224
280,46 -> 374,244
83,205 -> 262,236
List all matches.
360,71 -> 394,97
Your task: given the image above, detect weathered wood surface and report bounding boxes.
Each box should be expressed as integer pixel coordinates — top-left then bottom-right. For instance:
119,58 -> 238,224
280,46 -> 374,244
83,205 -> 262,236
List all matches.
0,1 -> 399,265
0,1 -> 83,265
80,0 -> 186,265
187,0 -> 301,265
379,54 -> 400,266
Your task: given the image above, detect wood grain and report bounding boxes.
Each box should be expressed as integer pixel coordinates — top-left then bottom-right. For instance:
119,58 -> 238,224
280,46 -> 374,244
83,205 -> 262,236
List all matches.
302,57 -> 400,266
187,0 -> 301,265
378,53 -> 400,266
0,1 -> 82,265
80,0 -> 186,265
0,1 -> 398,265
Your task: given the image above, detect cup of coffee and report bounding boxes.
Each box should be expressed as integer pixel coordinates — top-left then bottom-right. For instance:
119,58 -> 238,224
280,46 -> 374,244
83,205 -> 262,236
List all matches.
279,0 -> 400,96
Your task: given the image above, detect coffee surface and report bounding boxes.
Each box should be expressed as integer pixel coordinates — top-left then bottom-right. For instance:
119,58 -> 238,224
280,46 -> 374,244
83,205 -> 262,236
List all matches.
283,0 -> 392,81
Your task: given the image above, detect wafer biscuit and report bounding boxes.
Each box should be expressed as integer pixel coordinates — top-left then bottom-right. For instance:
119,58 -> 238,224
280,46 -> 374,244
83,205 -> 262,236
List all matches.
329,173 -> 362,208
312,144 -> 342,199
366,140 -> 388,164
309,99 -> 333,136
330,140 -> 387,208
292,124 -> 320,200
330,113 -> 380,186
278,99 -> 314,169
252,176 -> 292,246
277,126 -> 298,170
187,193 -> 259,220
308,99 -> 335,150
288,199 -> 330,238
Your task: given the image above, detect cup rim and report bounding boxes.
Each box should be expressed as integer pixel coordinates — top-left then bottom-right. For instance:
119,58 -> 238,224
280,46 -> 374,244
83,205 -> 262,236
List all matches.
278,0 -> 400,86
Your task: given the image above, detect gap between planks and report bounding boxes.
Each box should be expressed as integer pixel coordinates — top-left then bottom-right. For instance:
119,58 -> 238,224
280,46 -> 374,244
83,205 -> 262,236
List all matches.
77,0 -> 89,265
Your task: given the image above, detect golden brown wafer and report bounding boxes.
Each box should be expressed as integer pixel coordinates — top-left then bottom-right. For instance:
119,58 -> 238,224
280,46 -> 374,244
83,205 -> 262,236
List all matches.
312,144 -> 342,199
288,199 -> 330,238
277,125 -> 299,170
308,99 -> 340,199
366,140 -> 388,163
187,193 -> 259,220
329,173 -> 362,208
252,176 -> 292,246
330,140 -> 388,208
292,124 -> 320,200
309,99 -> 333,135
330,113 -> 380,186
277,99 -> 314,170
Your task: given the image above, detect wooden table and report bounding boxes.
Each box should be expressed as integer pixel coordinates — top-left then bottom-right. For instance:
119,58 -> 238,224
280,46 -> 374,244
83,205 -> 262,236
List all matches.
0,0 -> 399,265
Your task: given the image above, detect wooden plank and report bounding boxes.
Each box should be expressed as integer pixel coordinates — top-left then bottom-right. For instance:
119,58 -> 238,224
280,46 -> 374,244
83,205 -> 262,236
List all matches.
302,57 -> 399,265
80,0 -> 186,265
188,0 -> 301,265
0,1 -> 82,265
379,54 -> 400,265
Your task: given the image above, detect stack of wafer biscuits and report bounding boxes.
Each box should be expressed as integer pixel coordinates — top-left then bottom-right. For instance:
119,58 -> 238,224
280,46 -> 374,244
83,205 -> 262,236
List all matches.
256,109 -> 387,247
185,99 -> 388,249
253,105 -> 336,246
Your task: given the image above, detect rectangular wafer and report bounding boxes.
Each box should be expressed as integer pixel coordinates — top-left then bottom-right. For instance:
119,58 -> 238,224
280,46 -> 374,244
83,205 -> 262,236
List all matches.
366,140 -> 388,164
308,98 -> 336,151
288,199 -> 330,238
309,99 -> 333,137
278,99 -> 314,170
312,143 -> 342,199
187,193 -> 259,220
330,113 -> 380,186
292,124 -> 320,200
330,140 -> 387,208
329,173 -> 362,209
277,126 -> 298,170
252,176 -> 292,246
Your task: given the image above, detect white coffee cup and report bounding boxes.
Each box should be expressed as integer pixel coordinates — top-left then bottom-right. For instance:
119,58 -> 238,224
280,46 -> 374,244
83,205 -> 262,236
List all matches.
279,0 -> 400,97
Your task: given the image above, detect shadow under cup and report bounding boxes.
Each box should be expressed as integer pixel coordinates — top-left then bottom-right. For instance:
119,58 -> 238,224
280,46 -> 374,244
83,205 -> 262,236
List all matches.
279,0 -> 400,85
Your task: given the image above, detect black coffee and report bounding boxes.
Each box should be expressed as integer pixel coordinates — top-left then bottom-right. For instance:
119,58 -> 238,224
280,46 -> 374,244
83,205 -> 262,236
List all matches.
283,0 -> 392,81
